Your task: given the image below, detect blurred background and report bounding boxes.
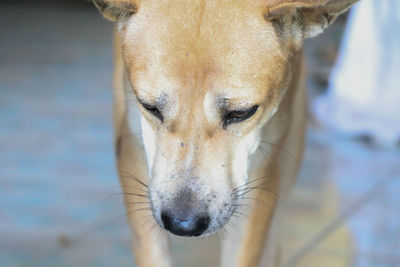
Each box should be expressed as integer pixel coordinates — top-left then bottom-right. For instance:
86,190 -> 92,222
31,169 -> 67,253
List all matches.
0,0 -> 399,266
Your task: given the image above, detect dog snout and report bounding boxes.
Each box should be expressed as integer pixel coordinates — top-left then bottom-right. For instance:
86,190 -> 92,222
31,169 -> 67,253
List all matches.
161,206 -> 210,237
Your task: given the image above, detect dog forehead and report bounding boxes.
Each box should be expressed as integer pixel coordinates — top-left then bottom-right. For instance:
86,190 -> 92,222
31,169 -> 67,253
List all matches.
125,0 -> 281,62
124,0 -> 285,103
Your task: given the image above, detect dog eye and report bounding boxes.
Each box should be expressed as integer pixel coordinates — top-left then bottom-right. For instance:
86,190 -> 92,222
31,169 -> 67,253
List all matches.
141,102 -> 164,122
222,105 -> 259,128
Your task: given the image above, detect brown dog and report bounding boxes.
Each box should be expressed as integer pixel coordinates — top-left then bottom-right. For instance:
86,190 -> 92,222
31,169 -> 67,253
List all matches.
92,0 -> 358,266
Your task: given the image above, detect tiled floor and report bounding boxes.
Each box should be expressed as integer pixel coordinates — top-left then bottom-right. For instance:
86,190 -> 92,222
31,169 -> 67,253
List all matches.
1,2 -> 399,267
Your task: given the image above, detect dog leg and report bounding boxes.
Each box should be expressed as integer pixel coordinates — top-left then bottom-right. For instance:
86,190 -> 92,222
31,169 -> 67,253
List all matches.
221,52 -> 306,267
113,30 -> 171,267
115,120 -> 172,267
221,162 -> 281,267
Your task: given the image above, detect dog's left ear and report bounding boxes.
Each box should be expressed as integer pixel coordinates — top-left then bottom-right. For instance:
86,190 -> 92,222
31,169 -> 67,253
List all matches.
91,0 -> 138,22
264,0 -> 359,38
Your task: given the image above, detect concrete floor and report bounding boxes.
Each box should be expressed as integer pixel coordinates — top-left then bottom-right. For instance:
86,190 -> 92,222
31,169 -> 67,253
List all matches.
1,2 -> 399,267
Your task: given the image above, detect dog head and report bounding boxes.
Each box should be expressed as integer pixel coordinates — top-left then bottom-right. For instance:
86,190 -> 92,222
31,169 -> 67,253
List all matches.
93,0 -> 357,237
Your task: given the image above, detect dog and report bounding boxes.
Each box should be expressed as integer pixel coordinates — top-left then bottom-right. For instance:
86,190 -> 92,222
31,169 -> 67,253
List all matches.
92,0 -> 358,266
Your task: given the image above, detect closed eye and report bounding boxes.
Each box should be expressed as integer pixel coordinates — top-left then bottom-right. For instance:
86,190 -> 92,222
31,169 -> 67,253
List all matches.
222,105 -> 259,129
141,102 -> 164,122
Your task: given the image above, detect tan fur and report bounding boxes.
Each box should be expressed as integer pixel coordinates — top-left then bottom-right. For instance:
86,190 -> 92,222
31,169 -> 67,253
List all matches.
93,0 -> 358,266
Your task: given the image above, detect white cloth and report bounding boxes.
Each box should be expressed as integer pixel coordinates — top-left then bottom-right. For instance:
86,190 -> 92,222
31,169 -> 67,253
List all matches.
313,0 -> 400,146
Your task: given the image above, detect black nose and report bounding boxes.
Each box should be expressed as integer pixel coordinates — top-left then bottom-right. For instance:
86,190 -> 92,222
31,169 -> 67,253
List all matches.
161,211 -> 210,237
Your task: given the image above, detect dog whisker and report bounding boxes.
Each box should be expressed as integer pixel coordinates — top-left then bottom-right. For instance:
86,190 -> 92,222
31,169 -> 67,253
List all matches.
122,186 -> 149,195
233,180 -> 268,196
231,212 -> 247,222
122,192 -> 149,198
260,140 -> 299,163
232,203 -> 251,209
226,220 -> 241,235
232,176 -> 284,206
235,185 -> 274,198
150,221 -> 160,235
139,215 -> 159,229
126,207 -> 152,214
232,176 -> 269,193
120,171 -> 149,188
238,196 -> 267,205
219,221 -> 231,239
128,213 -> 153,225
232,209 -> 247,217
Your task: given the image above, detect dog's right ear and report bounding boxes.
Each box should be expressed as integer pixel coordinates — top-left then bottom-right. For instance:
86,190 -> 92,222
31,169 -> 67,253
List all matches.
91,0 -> 138,22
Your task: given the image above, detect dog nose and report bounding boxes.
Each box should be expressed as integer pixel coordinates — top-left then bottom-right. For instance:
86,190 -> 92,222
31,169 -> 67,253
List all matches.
161,211 -> 210,237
